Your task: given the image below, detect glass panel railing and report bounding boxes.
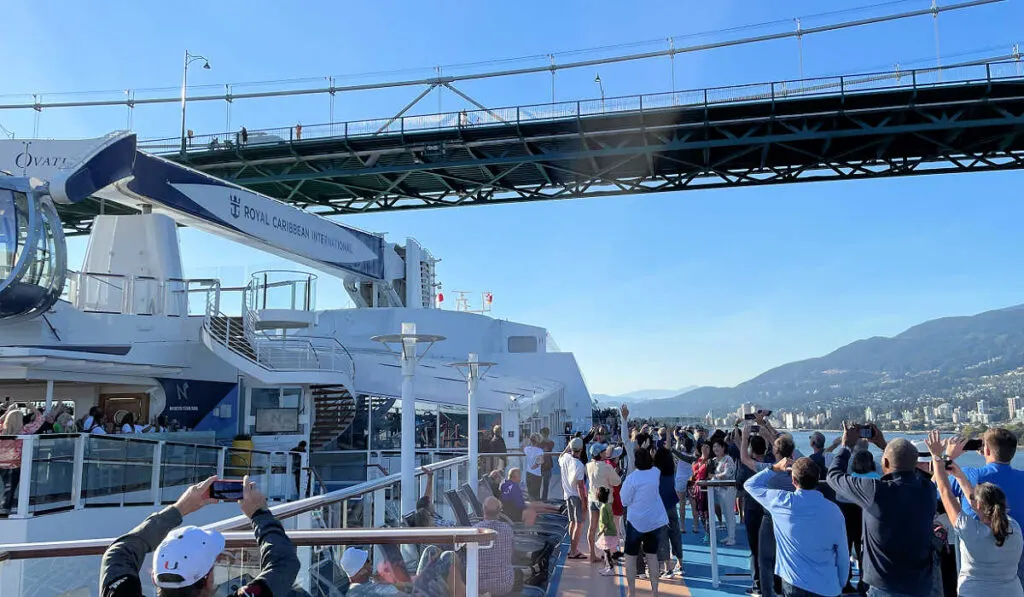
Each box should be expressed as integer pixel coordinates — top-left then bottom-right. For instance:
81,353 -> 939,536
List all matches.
0,434 -> 291,516
28,434 -> 75,513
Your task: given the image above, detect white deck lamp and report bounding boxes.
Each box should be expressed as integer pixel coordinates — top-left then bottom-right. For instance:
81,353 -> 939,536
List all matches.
448,354 -> 496,492
371,323 -> 445,517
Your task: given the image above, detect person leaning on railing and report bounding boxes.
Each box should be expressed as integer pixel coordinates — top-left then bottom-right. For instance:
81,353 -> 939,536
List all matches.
0,404 -> 60,515
99,475 -> 300,597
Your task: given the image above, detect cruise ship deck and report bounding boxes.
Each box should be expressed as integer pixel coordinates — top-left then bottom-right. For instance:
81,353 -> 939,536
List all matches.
553,529 -> 754,597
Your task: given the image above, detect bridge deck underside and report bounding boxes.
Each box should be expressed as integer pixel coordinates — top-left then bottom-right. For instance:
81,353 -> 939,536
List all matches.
59,80 -> 1024,233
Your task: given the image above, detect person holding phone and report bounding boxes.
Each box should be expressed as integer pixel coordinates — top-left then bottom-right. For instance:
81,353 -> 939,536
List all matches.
945,427 -> 1024,589
827,422 -> 936,597
927,431 -> 1024,597
100,475 -> 299,597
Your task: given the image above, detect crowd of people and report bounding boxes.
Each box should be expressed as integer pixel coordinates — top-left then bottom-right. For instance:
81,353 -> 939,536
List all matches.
90,404 -> 1024,597
551,405 -> 1024,597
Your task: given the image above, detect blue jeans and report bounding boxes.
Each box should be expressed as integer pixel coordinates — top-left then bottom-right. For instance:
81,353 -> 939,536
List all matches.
781,581 -> 834,597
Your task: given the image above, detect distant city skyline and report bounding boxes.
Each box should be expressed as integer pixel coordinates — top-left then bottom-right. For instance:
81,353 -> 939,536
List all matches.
5,0 -> 1024,395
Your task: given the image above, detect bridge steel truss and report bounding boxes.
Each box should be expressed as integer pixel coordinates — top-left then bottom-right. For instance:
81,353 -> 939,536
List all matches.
53,63 -> 1024,234
178,78 -> 1024,219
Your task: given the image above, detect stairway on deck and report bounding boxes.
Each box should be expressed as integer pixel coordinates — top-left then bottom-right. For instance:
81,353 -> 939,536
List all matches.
207,315 -> 257,360
311,385 -> 356,449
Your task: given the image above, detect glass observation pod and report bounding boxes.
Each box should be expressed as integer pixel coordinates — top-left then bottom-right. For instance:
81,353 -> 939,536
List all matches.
0,176 -> 67,321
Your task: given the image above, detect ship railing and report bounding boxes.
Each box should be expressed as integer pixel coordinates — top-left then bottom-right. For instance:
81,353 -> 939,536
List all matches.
0,527 -> 496,597
0,452 -> 497,597
0,433 -> 303,518
137,58 -> 1024,154
61,269 -> 221,317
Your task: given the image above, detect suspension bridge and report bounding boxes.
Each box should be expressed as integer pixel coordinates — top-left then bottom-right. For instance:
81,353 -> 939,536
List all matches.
0,0 -> 1019,235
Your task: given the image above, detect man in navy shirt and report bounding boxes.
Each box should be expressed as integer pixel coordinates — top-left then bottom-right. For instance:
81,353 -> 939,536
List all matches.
827,424 -> 935,597
948,427 -> 1024,589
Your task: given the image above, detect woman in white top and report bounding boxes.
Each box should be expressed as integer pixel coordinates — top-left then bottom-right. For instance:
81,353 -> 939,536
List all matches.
119,412 -> 145,434
710,437 -> 737,545
927,431 -> 1024,597
620,447 -> 669,597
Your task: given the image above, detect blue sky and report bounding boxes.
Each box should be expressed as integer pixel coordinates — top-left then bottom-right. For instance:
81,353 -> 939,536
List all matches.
2,0 -> 1023,394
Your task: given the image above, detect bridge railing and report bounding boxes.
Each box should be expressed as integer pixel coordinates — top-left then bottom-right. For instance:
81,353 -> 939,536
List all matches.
138,58 -> 1024,155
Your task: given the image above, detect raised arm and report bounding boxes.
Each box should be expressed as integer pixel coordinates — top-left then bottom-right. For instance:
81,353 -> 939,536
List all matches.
826,423 -> 878,508
744,467 -> 786,515
739,423 -> 759,471
101,478 -> 216,597
240,476 -> 300,597
927,431 -> 967,521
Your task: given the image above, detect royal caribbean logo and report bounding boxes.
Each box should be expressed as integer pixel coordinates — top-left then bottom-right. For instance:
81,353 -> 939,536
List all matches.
230,194 -> 241,218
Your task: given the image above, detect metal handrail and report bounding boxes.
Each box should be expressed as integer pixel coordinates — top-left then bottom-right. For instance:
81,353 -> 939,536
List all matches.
63,269 -> 221,316
0,527 -> 496,561
138,58 -> 1024,154
204,455 -> 470,532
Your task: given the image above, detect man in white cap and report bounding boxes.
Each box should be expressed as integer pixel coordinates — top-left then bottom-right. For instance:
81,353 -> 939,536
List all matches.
559,436 -> 588,559
339,547 -> 372,587
100,475 -> 299,597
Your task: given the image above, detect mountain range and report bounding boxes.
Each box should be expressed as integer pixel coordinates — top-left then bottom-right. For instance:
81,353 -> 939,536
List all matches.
624,304 -> 1024,418
593,387 -> 698,406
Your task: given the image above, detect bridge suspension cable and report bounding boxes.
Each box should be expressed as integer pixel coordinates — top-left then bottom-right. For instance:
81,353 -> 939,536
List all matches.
0,0 -> 1004,112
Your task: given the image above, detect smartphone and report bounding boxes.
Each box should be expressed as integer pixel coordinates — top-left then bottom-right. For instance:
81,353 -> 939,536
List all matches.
751,425 -> 760,433
744,413 -> 757,421
964,439 -> 983,451
209,480 -> 244,501
859,426 -> 875,439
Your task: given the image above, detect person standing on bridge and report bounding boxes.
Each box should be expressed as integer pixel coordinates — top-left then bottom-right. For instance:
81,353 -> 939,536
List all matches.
240,126 -> 248,145
295,123 -> 302,140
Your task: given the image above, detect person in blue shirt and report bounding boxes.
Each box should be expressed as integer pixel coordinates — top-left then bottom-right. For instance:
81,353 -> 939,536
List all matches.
947,427 -> 1024,590
746,457 -> 849,597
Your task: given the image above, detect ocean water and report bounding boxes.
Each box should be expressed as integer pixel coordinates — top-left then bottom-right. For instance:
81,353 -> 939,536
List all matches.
786,430 -> 1024,469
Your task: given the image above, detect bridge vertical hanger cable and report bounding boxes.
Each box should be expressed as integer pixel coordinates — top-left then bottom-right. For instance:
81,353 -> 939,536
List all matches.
795,18 -> 805,84
549,54 -> 555,103
327,76 -> 336,131
669,37 -> 676,98
1014,43 -> 1022,76
125,90 -> 134,130
436,66 -> 443,114
932,0 -> 942,81
225,84 -> 233,135
32,94 -> 40,138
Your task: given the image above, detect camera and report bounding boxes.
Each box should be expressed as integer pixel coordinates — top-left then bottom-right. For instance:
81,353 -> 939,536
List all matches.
859,426 -> 874,439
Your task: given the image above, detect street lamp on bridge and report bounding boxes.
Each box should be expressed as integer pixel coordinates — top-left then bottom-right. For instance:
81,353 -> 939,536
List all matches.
594,73 -> 605,112
180,50 -> 211,156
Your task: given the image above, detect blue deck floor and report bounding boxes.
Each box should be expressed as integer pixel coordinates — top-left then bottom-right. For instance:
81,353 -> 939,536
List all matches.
550,520 -> 758,596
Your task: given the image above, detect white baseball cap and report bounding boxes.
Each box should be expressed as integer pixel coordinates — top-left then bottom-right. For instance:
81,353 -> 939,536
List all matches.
153,526 -> 225,589
340,547 -> 369,579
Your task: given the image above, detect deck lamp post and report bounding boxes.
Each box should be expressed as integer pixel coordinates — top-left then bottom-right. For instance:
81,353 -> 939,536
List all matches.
594,73 -> 605,112
372,323 -> 445,516
449,353 -> 496,492
180,50 -> 211,157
